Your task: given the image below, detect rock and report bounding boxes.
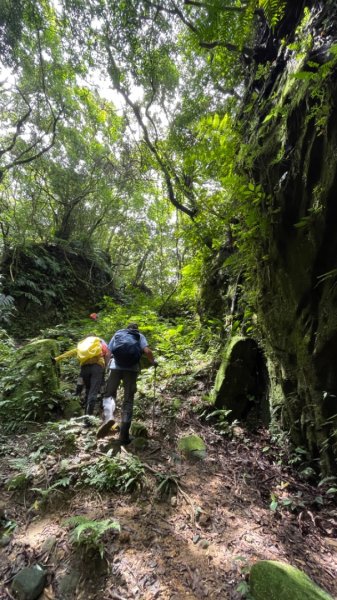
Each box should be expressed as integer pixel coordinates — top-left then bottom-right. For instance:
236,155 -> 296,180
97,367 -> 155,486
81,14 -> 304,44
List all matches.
211,336 -> 270,425
249,560 -> 333,600
1,339 -> 60,426
57,568 -> 81,599
41,536 -> 57,554
11,565 -> 47,600
0,534 -> 11,547
178,435 -> 206,460
63,398 -> 82,419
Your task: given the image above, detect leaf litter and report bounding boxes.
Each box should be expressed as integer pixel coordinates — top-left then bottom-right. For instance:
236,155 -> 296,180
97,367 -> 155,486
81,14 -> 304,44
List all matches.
0,397 -> 337,599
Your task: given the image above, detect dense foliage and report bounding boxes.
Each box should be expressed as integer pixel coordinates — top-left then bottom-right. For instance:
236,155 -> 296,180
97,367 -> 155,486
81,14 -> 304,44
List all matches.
2,1 -> 337,474
0,0 -> 287,308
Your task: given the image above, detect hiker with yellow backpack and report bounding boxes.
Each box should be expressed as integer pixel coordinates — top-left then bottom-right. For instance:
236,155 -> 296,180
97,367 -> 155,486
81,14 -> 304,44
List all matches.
54,334 -> 110,417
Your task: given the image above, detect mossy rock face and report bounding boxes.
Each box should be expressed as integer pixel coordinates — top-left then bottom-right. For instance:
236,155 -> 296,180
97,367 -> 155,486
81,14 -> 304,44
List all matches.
178,434 -> 206,460
250,560 -> 333,600
0,338 -> 61,427
212,336 -> 270,424
2,242 -> 117,337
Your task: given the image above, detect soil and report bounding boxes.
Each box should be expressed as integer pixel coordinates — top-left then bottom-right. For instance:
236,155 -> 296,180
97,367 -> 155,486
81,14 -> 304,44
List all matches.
1,400 -> 337,600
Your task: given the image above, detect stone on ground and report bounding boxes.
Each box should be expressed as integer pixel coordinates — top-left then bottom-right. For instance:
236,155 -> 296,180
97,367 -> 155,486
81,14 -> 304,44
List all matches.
178,434 -> 206,459
249,560 -> 333,600
11,565 -> 46,600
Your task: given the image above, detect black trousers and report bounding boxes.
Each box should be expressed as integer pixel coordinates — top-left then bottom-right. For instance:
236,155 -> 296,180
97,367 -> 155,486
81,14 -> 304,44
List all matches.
104,369 -> 138,424
80,363 -> 104,415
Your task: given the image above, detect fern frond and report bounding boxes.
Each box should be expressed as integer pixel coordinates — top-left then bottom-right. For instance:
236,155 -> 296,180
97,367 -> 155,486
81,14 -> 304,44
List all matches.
259,0 -> 286,28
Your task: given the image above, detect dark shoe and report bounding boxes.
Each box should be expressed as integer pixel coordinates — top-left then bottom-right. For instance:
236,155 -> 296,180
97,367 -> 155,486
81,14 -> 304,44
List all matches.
97,419 -> 115,439
119,422 -> 133,446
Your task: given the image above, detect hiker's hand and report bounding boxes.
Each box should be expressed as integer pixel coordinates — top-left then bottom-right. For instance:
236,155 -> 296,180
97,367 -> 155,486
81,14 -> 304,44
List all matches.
153,360 -> 158,368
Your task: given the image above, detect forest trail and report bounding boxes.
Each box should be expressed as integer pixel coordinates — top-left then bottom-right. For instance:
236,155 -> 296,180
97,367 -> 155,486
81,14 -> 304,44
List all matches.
1,393 -> 337,600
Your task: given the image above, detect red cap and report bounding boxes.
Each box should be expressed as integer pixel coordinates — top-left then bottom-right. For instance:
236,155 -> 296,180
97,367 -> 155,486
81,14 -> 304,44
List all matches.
89,313 -> 98,321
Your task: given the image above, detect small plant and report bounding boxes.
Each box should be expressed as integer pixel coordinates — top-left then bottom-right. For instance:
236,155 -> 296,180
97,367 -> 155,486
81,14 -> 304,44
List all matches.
65,516 -> 120,558
161,397 -> 181,419
0,284 -> 16,324
1,519 -> 17,535
81,453 -> 144,493
6,472 -> 32,491
203,408 -> 238,437
236,579 -> 253,599
30,424 -> 77,459
269,489 -> 307,513
234,556 -> 254,599
6,456 -> 33,491
32,476 -> 71,506
155,472 -> 179,499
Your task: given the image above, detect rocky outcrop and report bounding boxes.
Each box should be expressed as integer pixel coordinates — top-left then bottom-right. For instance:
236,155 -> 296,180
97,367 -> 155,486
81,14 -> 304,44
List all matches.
206,1 -> 337,473
212,336 -> 270,425
2,242 -> 117,337
0,338 -> 61,427
248,1 -> 337,473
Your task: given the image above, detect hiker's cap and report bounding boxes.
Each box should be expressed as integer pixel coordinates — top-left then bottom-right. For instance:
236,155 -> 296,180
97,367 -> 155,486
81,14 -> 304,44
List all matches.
126,323 -> 139,330
89,313 -> 98,321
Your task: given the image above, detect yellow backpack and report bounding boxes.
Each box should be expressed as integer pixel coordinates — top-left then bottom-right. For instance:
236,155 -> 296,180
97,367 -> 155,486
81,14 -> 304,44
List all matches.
77,336 -> 102,365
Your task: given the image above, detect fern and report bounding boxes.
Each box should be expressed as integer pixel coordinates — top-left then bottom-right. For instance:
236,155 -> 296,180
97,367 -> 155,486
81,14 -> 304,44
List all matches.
0,293 -> 15,324
259,0 -> 286,28
81,453 -> 144,493
65,516 -> 120,558
32,476 -> 71,499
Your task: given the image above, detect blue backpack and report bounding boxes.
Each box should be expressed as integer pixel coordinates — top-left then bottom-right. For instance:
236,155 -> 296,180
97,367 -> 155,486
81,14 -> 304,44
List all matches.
110,329 -> 142,367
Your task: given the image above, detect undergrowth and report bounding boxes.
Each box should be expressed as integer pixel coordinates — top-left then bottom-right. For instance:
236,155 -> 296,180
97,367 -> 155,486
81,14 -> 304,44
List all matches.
65,515 -> 120,558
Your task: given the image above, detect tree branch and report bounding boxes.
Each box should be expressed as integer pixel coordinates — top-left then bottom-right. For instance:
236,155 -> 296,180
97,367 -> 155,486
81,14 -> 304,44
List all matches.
104,38 -> 197,218
0,109 -> 62,181
0,97 -> 32,159
145,0 -> 253,55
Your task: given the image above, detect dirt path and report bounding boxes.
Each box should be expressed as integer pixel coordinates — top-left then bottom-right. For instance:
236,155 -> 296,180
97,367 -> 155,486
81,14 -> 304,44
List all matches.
1,409 -> 337,599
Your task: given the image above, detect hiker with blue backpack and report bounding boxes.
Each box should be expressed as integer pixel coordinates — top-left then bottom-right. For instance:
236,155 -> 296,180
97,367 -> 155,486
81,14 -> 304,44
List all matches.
97,323 -> 157,444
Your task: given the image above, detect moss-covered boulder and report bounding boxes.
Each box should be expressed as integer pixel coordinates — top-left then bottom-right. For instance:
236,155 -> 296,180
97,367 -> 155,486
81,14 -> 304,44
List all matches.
0,338 -> 61,427
178,434 -> 206,460
249,560 -> 333,600
212,336 -> 270,424
130,421 -> 149,438
11,564 -> 47,600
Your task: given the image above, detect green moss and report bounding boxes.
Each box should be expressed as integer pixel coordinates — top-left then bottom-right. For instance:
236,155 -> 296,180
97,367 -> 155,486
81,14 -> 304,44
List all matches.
178,434 -> 206,459
0,338 -> 61,428
133,437 -> 149,450
213,336 -> 242,397
212,336 -> 266,422
130,421 -> 148,438
250,560 -> 333,600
